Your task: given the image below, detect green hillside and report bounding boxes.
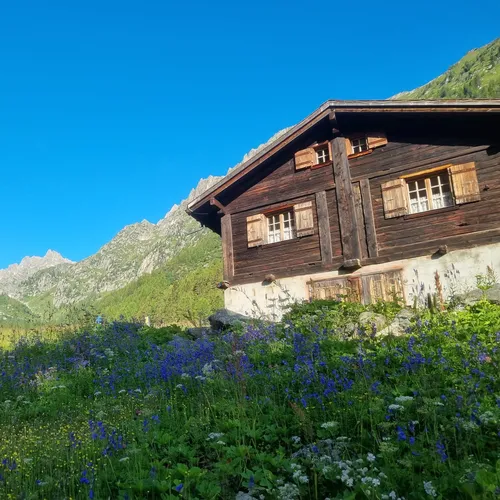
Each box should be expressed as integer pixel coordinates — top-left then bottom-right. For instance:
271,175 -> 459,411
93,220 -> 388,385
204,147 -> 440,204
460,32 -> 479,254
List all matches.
95,232 -> 224,325
396,38 -> 500,99
0,295 -> 40,326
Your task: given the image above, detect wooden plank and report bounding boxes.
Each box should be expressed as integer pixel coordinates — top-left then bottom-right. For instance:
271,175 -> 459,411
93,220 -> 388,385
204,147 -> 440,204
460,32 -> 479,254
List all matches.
315,191 -> 333,266
360,178 -> 378,258
350,145 -> 488,182
225,157 -> 335,214
210,197 -> 226,213
352,183 -> 368,259
221,214 -> 234,281
332,136 -> 362,261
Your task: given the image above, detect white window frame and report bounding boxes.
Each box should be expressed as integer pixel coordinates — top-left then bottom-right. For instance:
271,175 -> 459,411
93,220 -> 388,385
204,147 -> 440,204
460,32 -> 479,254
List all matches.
315,145 -> 330,165
351,137 -> 369,155
267,210 -> 295,243
407,173 -> 453,214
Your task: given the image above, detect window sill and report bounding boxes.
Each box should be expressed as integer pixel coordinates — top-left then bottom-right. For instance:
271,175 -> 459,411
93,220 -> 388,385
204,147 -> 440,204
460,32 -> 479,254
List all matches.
348,150 -> 373,160
403,205 -> 458,220
250,234 -> 314,249
310,160 -> 333,170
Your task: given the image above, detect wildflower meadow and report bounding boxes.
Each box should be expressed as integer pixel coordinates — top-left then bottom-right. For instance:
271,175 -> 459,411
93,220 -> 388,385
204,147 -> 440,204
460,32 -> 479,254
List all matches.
0,300 -> 499,499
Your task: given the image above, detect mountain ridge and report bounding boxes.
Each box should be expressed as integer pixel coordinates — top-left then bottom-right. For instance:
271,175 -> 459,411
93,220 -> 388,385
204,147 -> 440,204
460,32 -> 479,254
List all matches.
1,38 -> 499,325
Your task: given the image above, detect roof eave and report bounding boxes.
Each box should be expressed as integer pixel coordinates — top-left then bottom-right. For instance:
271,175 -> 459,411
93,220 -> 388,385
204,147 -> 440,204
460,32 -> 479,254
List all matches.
187,99 -> 500,213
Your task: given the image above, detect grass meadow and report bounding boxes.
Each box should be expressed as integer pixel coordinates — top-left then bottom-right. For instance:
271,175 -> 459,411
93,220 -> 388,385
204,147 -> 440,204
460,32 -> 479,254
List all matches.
0,301 -> 499,499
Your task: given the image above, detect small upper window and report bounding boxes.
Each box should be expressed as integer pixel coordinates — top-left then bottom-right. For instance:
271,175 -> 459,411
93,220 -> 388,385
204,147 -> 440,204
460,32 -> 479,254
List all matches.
315,146 -> 330,165
407,173 -> 453,214
267,210 -> 295,243
351,137 -> 369,155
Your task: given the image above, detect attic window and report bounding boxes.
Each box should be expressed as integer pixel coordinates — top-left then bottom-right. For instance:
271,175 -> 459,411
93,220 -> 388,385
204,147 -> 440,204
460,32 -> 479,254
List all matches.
345,133 -> 388,157
315,146 -> 330,165
294,143 -> 331,170
351,137 -> 369,155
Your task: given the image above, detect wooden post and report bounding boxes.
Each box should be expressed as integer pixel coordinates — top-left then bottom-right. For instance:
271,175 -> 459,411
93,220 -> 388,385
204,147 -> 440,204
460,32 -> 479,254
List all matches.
315,191 -> 333,266
352,183 -> 368,259
220,214 -> 234,281
360,179 -> 378,258
331,137 -> 362,262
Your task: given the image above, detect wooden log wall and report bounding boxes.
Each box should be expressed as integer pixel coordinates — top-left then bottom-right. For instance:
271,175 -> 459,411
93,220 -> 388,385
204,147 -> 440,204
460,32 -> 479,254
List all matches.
223,124 -> 500,287
349,139 -> 500,264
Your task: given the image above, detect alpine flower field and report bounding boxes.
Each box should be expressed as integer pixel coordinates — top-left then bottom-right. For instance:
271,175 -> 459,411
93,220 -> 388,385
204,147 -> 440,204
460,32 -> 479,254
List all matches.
0,301 -> 499,499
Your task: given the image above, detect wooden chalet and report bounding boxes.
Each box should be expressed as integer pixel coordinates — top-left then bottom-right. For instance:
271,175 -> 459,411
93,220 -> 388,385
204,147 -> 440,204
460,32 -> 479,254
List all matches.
188,100 -> 500,318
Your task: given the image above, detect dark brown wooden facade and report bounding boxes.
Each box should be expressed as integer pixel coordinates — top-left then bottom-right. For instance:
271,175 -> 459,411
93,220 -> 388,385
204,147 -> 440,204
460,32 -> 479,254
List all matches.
188,100 -> 500,295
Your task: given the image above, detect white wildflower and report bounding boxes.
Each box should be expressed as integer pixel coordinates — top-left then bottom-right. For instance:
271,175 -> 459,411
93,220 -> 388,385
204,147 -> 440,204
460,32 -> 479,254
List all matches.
94,391 -> 102,396
235,493 -> 254,500
202,363 -> 214,376
207,432 -> 225,441
277,482 -> 300,500
118,389 -> 126,394
388,404 -> 404,411
175,384 -> 183,389
134,388 -> 142,393
321,421 -> 338,429
479,411 -> 495,425
181,373 -> 190,379
367,453 -> 376,462
423,481 -> 437,497
394,396 -> 414,403
216,440 -> 226,445
433,401 -> 444,407
462,420 -> 480,431
291,435 -> 301,444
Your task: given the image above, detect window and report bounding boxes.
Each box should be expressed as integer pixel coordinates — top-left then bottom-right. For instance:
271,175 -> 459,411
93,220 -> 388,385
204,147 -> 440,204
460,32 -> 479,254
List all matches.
407,173 -> 453,214
315,146 -> 330,165
267,211 -> 295,243
381,162 -> 481,220
294,144 -> 331,170
345,133 -> 388,157
351,137 -> 369,154
246,201 -> 314,247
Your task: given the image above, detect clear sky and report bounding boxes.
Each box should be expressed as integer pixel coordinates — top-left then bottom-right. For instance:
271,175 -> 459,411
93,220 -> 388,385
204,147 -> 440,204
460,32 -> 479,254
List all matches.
0,1 -> 499,268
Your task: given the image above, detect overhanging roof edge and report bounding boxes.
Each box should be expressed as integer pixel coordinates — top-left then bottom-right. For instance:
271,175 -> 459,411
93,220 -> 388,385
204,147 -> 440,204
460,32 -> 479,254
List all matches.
187,99 -> 500,213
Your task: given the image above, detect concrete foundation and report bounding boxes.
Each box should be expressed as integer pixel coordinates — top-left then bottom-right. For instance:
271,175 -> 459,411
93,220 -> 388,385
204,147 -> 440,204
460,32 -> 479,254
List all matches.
224,242 -> 500,320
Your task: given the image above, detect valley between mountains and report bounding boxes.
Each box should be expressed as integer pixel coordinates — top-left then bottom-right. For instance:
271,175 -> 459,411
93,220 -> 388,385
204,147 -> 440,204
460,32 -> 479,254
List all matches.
1,38 -> 499,326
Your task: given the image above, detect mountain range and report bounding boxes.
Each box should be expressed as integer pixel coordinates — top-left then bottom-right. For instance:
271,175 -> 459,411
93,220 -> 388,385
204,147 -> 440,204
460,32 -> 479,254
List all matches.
1,38 -> 499,326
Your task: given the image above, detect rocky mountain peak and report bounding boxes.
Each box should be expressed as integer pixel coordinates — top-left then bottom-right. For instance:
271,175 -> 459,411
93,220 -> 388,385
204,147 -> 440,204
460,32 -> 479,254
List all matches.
0,249 -> 73,297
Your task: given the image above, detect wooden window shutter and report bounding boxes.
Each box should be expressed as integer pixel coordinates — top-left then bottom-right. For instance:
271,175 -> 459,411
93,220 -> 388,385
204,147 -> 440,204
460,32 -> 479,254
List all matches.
448,162 -> 481,204
246,214 -> 266,247
344,138 -> 353,156
294,148 -> 315,170
381,179 -> 409,218
362,271 -> 404,304
367,133 -> 388,149
294,201 -> 315,237
309,276 -> 361,303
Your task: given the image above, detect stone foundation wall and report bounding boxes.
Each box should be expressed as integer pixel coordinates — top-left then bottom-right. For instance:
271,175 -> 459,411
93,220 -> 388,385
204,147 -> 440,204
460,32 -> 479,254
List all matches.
224,242 -> 500,320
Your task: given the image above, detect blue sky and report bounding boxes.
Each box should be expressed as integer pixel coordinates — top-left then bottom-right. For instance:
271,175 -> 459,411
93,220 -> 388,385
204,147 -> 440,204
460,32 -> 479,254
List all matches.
0,1 -> 499,268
